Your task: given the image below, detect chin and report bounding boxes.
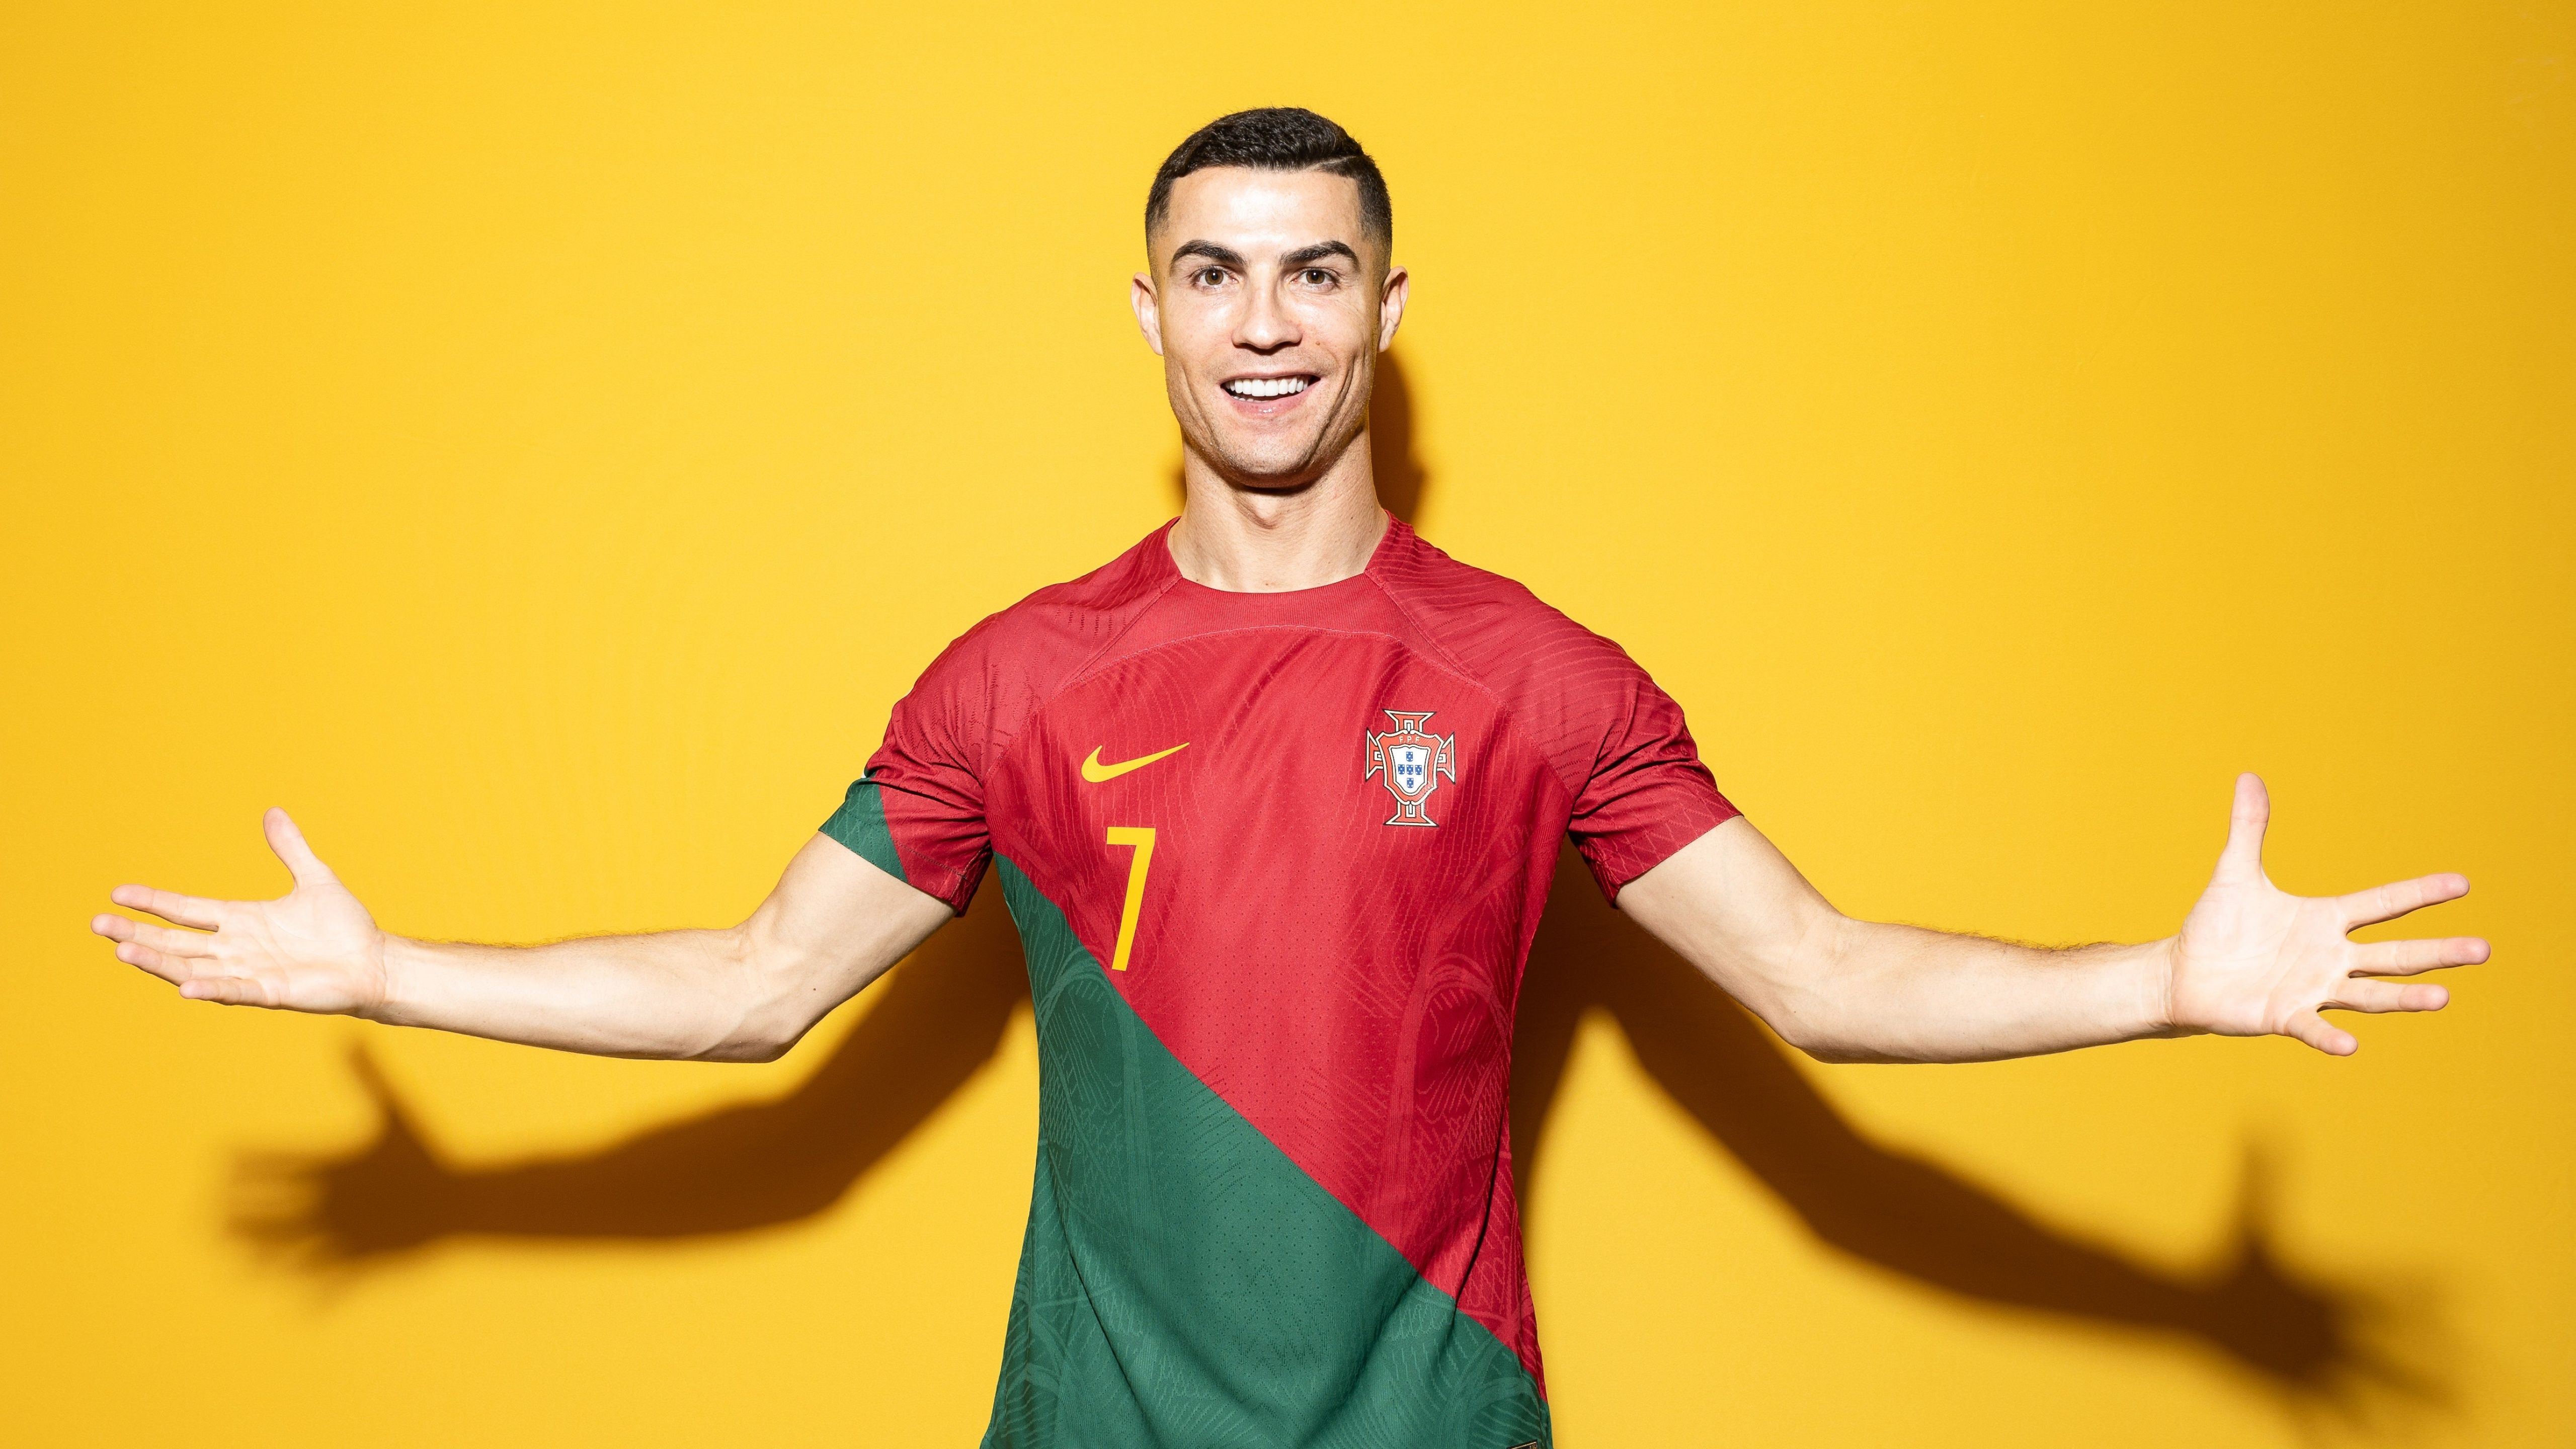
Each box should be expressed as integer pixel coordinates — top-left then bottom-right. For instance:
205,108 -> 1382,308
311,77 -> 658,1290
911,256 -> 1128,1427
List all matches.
1216,451 -> 1330,489
1203,435 -> 1331,488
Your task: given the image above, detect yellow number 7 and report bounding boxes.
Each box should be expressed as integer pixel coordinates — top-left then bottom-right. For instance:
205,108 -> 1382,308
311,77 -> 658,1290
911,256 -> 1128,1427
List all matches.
1104,826 -> 1158,973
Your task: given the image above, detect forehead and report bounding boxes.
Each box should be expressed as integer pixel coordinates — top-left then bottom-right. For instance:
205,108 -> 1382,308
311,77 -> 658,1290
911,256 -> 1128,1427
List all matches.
1153,166 -> 1369,261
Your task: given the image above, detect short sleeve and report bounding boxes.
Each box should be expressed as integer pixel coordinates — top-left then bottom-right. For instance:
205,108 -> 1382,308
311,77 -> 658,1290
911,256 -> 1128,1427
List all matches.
821,635 -> 996,914
1566,667 -> 1739,902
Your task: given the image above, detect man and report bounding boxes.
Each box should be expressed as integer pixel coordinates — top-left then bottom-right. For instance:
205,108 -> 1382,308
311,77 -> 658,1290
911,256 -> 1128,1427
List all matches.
92,109 -> 2484,1447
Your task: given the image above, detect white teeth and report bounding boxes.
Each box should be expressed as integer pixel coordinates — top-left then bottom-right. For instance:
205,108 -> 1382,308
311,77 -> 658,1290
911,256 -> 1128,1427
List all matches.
1224,376 -> 1312,399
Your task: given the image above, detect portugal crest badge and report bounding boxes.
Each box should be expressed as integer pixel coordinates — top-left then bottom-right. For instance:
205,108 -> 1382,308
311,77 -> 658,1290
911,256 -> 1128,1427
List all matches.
1364,709 -> 1457,827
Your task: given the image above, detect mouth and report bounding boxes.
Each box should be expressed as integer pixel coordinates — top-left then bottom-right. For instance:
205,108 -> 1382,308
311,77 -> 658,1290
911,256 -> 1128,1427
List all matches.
1221,373 -> 1319,408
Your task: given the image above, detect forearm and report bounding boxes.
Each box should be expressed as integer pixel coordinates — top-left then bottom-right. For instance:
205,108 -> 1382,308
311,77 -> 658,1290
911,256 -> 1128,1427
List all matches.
1618,820 -> 2187,1065
370,925 -> 808,1062
100,823 -> 948,1058
364,837 -> 949,1059
1620,783 -> 2477,1066
1772,919 -> 2180,1064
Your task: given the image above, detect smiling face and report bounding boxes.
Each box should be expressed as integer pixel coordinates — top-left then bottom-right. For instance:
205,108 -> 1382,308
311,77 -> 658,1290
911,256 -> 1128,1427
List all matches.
1133,167 -> 1408,491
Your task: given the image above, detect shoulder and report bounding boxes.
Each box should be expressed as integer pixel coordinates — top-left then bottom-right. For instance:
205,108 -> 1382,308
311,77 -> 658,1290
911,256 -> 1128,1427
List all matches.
936,526 -> 1174,673
1371,523 -> 1680,795
1370,523 -> 1648,702
894,524 -> 1180,748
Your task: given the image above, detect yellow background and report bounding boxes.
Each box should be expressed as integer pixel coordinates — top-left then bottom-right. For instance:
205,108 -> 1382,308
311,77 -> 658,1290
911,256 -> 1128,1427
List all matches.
5,3 -> 2567,1444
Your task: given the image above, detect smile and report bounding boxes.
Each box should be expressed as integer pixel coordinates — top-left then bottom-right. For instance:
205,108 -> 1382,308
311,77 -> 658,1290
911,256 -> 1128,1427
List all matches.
1223,375 -> 1315,399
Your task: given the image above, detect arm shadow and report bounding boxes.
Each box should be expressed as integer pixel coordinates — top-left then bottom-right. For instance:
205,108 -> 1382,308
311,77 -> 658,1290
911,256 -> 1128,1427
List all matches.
233,375 -> 2432,1417
241,347 -> 1437,1265
231,876 -> 1029,1261
1512,842 -> 2445,1417
231,846 -> 2442,1422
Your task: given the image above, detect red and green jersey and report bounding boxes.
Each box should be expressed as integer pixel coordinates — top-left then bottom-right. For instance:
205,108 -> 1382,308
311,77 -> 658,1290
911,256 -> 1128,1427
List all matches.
822,518 -> 1736,1448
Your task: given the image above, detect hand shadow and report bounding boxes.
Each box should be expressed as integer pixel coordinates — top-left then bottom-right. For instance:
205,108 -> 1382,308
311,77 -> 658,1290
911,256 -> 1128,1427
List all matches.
235,358 -> 2441,1422
1511,843 -> 2446,1429
230,844 -> 2444,1424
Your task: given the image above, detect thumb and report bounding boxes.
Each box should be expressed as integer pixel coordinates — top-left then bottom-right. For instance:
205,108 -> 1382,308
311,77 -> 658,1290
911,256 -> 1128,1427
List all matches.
2214,773 -> 2270,884
264,808 -> 338,887
348,1044 -> 436,1151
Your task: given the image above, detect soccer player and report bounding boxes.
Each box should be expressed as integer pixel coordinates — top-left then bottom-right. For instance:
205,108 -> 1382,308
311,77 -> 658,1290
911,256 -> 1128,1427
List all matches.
90,109 -> 2485,1447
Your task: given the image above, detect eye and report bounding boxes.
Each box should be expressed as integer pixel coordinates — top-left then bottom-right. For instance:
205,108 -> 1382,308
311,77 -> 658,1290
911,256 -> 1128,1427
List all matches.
1300,268 -> 1337,287
1194,267 -> 1231,288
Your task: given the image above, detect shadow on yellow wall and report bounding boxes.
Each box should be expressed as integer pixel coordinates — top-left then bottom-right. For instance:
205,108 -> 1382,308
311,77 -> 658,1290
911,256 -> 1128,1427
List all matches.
228,356 -> 2430,1421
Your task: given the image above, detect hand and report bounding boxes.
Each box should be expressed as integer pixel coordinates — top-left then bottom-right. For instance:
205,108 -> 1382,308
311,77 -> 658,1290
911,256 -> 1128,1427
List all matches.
92,808 -> 390,1015
2166,775 -> 2486,1055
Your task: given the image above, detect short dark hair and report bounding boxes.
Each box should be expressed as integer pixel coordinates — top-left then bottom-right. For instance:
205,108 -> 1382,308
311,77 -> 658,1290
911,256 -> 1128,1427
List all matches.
1145,108 -> 1392,253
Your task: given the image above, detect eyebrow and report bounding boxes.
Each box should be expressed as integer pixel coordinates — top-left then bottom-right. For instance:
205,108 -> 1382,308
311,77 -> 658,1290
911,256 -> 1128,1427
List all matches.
1281,241 -> 1360,269
1169,240 -> 1245,272
1167,239 -> 1361,274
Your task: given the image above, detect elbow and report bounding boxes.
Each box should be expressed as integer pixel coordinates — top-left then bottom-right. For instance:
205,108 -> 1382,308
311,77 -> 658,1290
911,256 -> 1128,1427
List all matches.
743,1002 -> 827,1062
1766,1014 -> 1856,1064
1794,1038 -> 1881,1066
1773,1012 -> 1931,1066
1746,913 -> 1899,1064
1747,985 -> 1901,1066
692,1019 -> 807,1064
693,929 -> 823,1064
696,1023 -> 801,1064
707,991 -> 821,1063
1735,979 -> 1844,1062
1773,1023 -> 1908,1066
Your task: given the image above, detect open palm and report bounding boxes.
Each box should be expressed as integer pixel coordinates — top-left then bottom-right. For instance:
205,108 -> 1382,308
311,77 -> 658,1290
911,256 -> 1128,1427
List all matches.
92,809 -> 387,1014
2167,775 -> 2485,1055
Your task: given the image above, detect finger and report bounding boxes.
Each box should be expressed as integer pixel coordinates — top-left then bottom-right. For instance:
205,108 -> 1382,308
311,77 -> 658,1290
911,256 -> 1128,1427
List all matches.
107,884 -> 224,929
2340,872 -> 2470,929
111,938 -> 194,986
2324,977 -> 2449,1014
2355,936 -> 2490,976
264,808 -> 337,887
123,920 -> 219,958
349,1043 -> 397,1104
93,915 -> 215,958
177,974 -> 272,1007
2215,773 -> 2269,883
2283,1008 -> 2358,1056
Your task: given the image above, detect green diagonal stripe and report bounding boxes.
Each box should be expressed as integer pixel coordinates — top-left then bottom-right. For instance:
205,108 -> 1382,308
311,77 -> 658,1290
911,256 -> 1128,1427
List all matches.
983,855 -> 1549,1448
820,775 -> 906,884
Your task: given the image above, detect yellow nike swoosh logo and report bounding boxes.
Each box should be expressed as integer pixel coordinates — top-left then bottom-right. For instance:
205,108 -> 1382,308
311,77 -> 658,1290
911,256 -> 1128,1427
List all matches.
1081,742 -> 1189,783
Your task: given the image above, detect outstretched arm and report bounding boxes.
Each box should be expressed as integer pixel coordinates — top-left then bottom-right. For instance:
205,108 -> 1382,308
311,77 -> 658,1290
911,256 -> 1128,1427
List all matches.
1617,775 -> 2487,1063
91,810 -> 953,1062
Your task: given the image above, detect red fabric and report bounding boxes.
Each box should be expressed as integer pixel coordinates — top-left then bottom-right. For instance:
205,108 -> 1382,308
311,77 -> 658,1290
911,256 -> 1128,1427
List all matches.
857,518 -> 1739,1389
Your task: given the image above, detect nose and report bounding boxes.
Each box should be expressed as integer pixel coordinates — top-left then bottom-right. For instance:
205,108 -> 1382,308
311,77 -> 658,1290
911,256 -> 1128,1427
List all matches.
1234,271 -> 1301,355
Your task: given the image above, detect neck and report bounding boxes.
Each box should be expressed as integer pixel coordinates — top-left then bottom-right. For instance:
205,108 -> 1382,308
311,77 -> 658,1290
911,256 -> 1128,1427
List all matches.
1167,432 -> 1389,593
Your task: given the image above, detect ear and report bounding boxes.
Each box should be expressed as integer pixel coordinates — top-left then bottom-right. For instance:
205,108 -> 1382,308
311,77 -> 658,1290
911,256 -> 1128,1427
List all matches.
1131,272 -> 1165,357
1377,264 -> 1410,353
